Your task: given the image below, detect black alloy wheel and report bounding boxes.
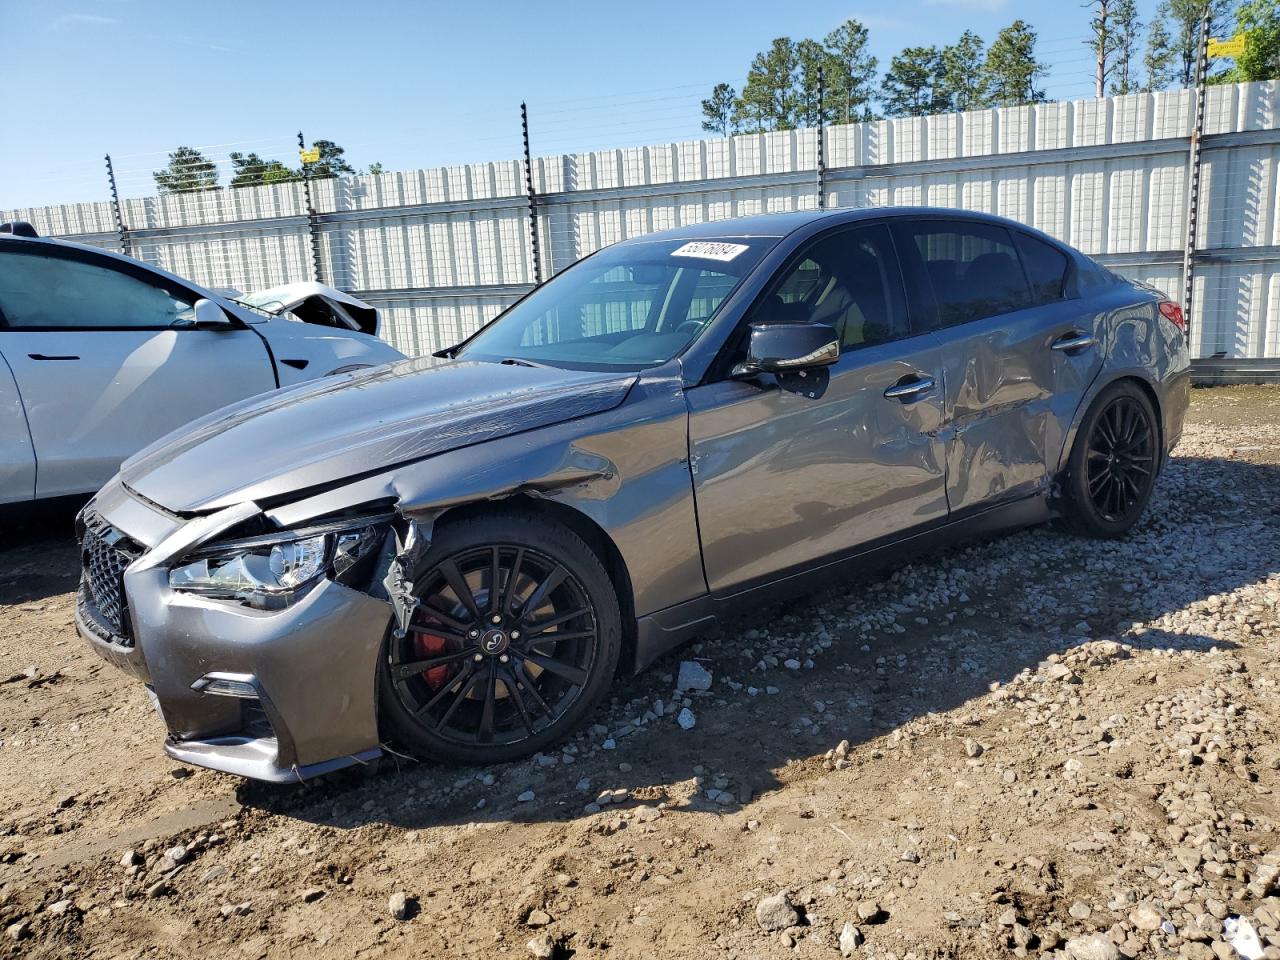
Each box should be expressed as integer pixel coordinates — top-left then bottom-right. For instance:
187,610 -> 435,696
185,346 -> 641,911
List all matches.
378,513 -> 621,763
1085,394 -> 1156,522
1061,381 -> 1160,538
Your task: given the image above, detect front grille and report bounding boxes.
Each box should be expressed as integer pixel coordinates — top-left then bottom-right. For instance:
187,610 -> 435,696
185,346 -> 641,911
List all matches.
79,512 -> 143,644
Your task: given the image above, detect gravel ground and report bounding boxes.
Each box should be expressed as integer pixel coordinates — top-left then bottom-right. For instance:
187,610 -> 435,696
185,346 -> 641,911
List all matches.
1,386 -> 1278,960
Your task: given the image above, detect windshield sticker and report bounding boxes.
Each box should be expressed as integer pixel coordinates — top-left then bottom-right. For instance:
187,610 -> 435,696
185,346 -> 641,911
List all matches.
671,241 -> 750,262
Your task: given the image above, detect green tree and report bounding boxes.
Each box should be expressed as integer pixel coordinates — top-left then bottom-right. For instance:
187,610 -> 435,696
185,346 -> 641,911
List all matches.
1213,0 -> 1280,81
367,161 -> 386,176
1144,15 -> 1178,88
1108,0 -> 1143,93
823,18 -> 878,123
736,37 -> 801,131
940,31 -> 989,111
984,20 -> 1048,106
1156,0 -> 1234,86
306,139 -> 356,179
701,82 -> 739,136
796,39 -> 838,126
153,146 -> 218,194
228,152 -> 300,188
882,46 -> 946,117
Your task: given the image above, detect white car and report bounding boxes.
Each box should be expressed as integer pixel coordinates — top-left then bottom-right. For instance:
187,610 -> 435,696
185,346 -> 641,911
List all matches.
0,225 -> 405,503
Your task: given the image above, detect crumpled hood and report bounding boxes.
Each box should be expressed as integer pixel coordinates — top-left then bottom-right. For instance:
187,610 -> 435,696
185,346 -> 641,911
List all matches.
120,356 -> 637,513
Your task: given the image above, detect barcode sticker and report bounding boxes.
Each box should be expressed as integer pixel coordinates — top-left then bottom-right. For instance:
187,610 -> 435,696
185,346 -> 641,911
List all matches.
671,241 -> 750,262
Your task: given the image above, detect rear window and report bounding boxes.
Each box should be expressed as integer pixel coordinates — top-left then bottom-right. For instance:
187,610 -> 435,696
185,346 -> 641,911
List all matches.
902,221 -> 1033,327
1015,233 -> 1070,304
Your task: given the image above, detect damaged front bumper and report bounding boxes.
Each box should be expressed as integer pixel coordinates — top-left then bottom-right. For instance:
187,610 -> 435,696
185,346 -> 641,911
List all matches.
75,481 -> 395,783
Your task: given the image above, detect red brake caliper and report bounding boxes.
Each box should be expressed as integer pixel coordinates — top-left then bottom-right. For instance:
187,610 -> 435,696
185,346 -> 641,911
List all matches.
412,630 -> 456,690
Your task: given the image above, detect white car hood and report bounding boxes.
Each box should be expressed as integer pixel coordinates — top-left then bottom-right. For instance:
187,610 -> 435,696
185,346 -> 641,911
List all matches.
240,282 -> 380,336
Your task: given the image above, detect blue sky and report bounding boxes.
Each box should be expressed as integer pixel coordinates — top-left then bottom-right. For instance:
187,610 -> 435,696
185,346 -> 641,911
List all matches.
1,0 -> 1166,209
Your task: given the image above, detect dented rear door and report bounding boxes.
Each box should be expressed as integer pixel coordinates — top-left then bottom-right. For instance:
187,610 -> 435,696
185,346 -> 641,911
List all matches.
893,218 -> 1105,514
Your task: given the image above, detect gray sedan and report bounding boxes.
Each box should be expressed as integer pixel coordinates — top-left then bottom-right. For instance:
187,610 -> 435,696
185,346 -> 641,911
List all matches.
75,207 -> 1190,782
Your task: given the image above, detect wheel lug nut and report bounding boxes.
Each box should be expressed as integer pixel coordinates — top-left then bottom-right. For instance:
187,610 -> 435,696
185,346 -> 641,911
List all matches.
499,654 -> 509,663
491,614 -> 502,624
468,629 -> 479,639
473,653 -> 483,662
510,630 -> 520,639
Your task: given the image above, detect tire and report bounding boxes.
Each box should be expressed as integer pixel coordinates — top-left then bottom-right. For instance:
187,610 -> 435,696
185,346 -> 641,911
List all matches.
377,511 -> 622,764
1059,380 -> 1160,539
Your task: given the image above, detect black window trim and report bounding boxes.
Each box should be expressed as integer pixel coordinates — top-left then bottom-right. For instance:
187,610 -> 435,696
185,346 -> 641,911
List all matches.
0,239 -> 238,333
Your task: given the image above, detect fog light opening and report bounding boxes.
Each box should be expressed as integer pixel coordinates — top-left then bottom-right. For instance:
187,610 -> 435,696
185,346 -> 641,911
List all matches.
192,673 -> 259,699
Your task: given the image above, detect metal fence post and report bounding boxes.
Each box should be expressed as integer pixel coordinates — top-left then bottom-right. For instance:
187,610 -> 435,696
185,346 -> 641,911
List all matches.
1181,15 -> 1210,348
298,131 -> 324,283
816,64 -> 826,210
104,153 -> 132,258
522,102 -> 543,285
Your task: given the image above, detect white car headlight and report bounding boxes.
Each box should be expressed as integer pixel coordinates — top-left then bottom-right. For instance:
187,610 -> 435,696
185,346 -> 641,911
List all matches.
169,516 -> 389,609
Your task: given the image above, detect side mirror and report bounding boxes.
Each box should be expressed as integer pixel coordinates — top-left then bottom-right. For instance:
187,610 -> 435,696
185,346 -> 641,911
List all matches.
733,321 -> 839,377
192,298 -> 235,330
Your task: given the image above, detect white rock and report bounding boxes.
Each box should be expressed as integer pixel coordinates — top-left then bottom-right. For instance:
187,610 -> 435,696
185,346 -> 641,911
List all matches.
1064,934 -> 1120,960
838,921 -> 864,954
676,661 -> 713,692
677,708 -> 696,730
755,891 -> 798,931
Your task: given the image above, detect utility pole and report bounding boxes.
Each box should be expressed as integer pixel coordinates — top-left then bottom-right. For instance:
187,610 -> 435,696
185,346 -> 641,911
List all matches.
1181,15 -> 1210,347
816,64 -> 826,210
521,102 -> 543,285
298,130 -> 323,283
104,153 -> 132,259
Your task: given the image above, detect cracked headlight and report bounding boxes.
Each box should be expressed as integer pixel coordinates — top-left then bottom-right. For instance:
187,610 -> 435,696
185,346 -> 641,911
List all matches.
169,516 -> 389,609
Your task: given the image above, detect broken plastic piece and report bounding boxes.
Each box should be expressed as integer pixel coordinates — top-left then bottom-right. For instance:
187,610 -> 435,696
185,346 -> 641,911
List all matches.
1223,916 -> 1264,960
383,517 -> 430,639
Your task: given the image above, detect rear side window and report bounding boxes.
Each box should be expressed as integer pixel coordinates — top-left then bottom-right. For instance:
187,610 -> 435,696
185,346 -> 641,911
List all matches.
1015,233 -> 1070,304
0,249 -> 196,330
901,220 -> 1032,327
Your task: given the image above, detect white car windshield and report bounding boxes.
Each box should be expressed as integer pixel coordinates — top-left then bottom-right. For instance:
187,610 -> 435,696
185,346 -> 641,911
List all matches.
457,237 -> 772,370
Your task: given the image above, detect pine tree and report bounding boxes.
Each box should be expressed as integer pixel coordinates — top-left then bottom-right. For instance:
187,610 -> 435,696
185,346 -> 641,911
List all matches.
1109,0 -> 1143,94
736,38 -> 801,131
1144,15 -> 1178,88
882,46 -> 946,117
229,152 -> 299,188
153,147 -> 218,194
940,31 -> 989,111
823,18 -> 878,123
701,83 -> 738,137
984,20 -> 1048,106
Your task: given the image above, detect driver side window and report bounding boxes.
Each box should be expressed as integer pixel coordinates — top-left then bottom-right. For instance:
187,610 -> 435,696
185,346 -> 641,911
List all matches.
0,250 -> 196,330
758,224 -> 909,351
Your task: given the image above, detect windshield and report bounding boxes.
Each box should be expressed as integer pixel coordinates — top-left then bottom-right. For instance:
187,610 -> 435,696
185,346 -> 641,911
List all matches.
230,291 -> 287,315
456,237 -> 774,370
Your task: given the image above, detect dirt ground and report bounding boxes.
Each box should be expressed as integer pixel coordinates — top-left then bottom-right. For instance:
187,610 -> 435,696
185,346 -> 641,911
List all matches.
1,387 -> 1278,960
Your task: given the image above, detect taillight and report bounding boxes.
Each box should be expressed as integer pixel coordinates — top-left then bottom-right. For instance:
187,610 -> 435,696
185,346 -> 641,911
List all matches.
1158,300 -> 1186,332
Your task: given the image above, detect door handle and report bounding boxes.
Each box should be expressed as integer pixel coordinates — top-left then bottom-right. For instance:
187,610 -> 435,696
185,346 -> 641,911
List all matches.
28,354 -> 80,361
883,376 -> 936,401
1049,332 -> 1096,353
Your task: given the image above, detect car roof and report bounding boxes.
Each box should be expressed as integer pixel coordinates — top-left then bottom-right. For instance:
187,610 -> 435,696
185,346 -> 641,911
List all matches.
624,206 -> 1064,246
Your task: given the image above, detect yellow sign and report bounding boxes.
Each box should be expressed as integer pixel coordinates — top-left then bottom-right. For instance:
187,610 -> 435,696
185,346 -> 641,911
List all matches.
1208,33 -> 1247,58
299,147 -> 321,164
